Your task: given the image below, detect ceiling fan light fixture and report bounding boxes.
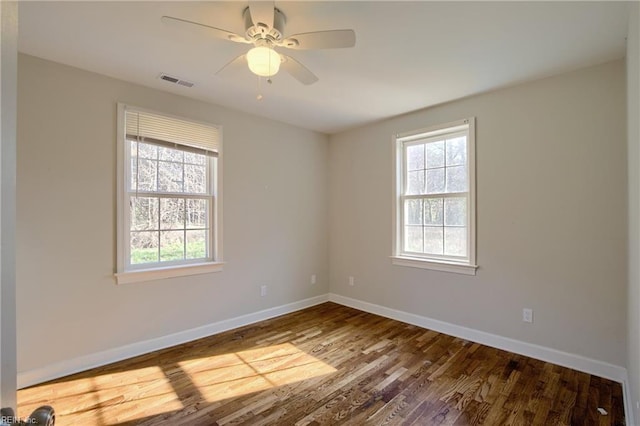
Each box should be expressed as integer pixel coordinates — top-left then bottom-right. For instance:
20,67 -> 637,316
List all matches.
246,46 -> 281,77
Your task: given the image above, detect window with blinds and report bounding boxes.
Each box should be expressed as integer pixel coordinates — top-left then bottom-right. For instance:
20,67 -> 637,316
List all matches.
116,104 -> 222,282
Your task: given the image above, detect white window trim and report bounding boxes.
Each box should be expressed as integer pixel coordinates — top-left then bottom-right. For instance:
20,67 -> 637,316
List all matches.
115,103 -> 224,284
390,256 -> 477,275
115,262 -> 224,285
391,117 -> 477,275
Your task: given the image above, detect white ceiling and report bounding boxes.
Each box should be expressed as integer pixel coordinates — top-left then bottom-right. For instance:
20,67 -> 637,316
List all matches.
18,1 -> 629,134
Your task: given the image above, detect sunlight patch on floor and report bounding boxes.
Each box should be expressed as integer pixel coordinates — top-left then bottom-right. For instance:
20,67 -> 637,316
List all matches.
179,343 -> 337,402
17,344 -> 336,425
18,365 -> 183,426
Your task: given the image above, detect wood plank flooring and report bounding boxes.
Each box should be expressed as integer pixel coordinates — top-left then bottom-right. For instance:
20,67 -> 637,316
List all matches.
17,302 -> 625,425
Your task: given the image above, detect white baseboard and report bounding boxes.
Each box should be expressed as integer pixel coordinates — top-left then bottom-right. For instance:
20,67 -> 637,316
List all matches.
622,378 -> 637,426
17,294 -> 329,389
329,293 -> 635,424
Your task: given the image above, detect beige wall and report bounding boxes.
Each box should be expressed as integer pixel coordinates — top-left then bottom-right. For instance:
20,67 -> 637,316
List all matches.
329,60 -> 627,366
627,1 -> 640,421
16,54 -> 329,374
1,1 -> 18,411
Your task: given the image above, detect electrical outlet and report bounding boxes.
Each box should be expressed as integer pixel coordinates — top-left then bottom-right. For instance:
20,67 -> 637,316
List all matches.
522,308 -> 533,323
349,276 -> 355,286
260,285 -> 267,297
311,274 -> 317,285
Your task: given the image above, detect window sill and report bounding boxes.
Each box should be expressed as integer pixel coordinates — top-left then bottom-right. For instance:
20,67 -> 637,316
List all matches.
390,256 -> 477,276
115,262 -> 224,285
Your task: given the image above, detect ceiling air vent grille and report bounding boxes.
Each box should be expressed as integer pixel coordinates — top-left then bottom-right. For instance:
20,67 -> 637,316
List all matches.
159,73 -> 194,88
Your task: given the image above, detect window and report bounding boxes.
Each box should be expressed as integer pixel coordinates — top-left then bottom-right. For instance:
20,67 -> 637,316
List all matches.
392,118 -> 477,275
116,104 -> 223,284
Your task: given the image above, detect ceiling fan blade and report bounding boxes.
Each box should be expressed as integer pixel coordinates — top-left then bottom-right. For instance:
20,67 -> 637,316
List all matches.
248,1 -> 274,30
280,55 -> 318,85
215,54 -> 247,75
161,16 -> 249,44
281,30 -> 356,50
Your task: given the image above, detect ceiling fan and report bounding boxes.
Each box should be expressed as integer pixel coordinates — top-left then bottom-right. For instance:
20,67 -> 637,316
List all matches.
161,2 -> 356,86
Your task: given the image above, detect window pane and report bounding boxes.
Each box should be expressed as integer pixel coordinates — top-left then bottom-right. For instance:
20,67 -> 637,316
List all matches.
185,151 -> 207,165
185,164 -> 207,194
426,141 -> 445,169
130,197 -> 159,230
187,199 -> 208,229
444,227 -> 467,256
426,168 -> 445,194
160,231 -> 185,262
130,231 -> 159,264
159,146 -> 184,162
159,161 -> 184,192
446,137 -> 467,167
406,170 -> 425,195
406,144 -> 425,171
424,227 -> 444,255
424,198 -> 444,225
160,198 -> 185,230
445,165 -> 467,193
132,159 -> 157,191
137,142 -> 157,160
404,226 -> 423,252
405,199 -> 423,226
445,197 -> 467,226
186,230 -> 207,259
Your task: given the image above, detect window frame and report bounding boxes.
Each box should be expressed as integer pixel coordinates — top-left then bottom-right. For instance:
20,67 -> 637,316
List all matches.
391,117 -> 477,275
115,104 -> 223,284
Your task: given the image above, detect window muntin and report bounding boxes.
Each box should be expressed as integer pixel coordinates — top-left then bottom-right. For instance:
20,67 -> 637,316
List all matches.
118,105 -> 221,275
394,118 -> 476,270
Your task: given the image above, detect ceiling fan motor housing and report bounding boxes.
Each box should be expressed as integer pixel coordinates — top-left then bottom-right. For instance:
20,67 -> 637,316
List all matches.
243,7 -> 286,44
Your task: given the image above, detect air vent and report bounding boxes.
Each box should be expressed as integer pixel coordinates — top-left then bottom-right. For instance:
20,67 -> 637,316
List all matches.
158,73 -> 194,88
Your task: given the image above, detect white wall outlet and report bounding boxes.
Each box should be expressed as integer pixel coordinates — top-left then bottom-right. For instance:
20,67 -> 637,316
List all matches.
349,276 -> 355,286
260,285 -> 267,297
522,308 -> 533,323
311,274 -> 317,285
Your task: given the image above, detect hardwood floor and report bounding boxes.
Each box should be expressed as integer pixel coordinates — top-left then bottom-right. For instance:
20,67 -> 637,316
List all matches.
18,302 -> 625,425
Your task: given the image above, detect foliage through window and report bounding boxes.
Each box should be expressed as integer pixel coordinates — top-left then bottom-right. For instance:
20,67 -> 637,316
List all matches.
393,118 -> 477,275
129,143 -> 210,264
117,105 -> 221,280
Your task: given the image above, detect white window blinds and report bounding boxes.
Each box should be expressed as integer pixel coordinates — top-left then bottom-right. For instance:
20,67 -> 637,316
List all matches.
125,107 -> 220,155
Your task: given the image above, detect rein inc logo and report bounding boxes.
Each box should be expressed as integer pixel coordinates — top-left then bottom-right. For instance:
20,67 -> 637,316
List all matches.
0,406 -> 54,425
0,414 -> 37,425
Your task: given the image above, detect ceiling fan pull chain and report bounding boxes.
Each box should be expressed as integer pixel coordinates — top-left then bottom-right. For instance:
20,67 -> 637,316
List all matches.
257,75 -> 264,101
